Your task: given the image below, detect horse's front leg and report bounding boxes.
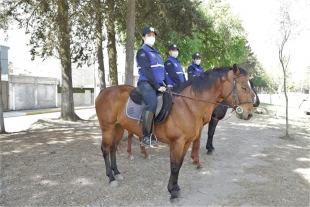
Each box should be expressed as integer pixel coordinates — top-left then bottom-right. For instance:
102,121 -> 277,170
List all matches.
190,137 -> 202,168
168,141 -> 191,199
206,118 -> 219,155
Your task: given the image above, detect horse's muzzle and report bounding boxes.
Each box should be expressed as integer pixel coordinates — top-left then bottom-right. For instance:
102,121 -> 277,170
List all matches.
247,114 -> 253,120
236,112 -> 253,120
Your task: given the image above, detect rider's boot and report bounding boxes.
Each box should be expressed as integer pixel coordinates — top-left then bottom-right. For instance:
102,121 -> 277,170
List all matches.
141,111 -> 158,146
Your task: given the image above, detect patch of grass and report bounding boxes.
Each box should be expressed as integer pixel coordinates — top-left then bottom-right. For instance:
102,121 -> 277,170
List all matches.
259,102 -> 274,107
26,109 -> 60,115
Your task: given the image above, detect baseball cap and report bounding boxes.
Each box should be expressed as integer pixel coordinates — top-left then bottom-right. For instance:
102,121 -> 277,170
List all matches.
142,26 -> 157,36
168,44 -> 179,51
192,53 -> 201,59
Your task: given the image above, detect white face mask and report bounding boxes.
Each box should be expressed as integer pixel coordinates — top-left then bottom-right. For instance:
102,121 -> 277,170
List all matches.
144,36 -> 155,47
195,59 -> 201,65
171,51 -> 179,58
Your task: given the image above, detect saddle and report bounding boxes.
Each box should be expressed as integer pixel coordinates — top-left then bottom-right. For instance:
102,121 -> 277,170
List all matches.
128,87 -> 173,124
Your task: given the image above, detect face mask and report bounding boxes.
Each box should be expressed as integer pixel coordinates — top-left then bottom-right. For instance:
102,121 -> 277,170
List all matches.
144,36 -> 155,47
171,51 -> 179,58
195,59 -> 201,65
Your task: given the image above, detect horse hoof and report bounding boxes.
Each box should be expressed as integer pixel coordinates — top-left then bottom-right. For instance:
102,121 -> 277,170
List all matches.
207,151 -> 213,155
196,164 -> 203,169
109,180 -> 119,188
129,155 -> 134,161
115,174 -> 124,181
174,184 -> 181,191
169,191 -> 179,200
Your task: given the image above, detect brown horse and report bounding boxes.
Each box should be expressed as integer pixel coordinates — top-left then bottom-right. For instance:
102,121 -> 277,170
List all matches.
95,64 -> 254,199
126,79 -> 259,166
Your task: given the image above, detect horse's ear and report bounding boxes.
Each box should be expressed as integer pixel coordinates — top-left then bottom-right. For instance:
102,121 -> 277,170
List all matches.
249,79 -> 254,88
232,64 -> 239,74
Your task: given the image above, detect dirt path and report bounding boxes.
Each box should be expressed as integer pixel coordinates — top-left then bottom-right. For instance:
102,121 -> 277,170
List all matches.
1,109 -> 309,206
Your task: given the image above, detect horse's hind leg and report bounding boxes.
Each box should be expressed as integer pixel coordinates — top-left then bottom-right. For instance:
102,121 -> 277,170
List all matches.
127,131 -> 134,160
100,127 -> 118,187
191,136 -> 202,168
138,136 -> 149,159
110,123 -> 124,181
127,132 -> 148,160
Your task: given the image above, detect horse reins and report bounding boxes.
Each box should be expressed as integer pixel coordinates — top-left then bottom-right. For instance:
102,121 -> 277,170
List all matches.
169,73 -> 253,114
170,91 -> 222,105
211,109 -> 235,121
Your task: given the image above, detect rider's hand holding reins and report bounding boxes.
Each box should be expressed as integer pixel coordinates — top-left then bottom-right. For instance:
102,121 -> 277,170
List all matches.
158,86 -> 166,92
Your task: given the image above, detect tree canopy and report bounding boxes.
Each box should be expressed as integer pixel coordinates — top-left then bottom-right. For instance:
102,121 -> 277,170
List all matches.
0,0 -> 271,107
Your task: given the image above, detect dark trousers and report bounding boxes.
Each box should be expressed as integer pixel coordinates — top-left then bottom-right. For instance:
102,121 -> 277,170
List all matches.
138,81 -> 157,113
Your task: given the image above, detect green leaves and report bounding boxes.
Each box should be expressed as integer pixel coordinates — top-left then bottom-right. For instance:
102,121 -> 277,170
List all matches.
2,0 -> 256,80
121,0 -> 249,72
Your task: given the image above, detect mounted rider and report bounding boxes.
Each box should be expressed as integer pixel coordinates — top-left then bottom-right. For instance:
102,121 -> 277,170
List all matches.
187,53 -> 204,80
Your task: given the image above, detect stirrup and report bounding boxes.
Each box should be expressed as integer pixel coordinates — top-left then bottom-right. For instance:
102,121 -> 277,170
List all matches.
140,133 -> 158,148
140,141 -> 158,148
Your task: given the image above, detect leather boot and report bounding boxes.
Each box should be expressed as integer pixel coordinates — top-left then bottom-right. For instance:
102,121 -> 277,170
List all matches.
141,111 -> 158,146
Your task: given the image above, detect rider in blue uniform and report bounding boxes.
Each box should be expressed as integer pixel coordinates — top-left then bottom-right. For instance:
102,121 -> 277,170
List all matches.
187,53 -> 204,80
164,44 -> 186,88
136,26 -> 168,146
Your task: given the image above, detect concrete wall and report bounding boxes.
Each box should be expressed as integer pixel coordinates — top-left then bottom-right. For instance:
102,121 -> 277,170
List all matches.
57,91 -> 94,107
8,75 -> 94,111
9,75 -> 57,110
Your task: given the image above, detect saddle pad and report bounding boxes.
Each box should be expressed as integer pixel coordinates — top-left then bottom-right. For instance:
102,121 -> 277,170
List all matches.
126,92 -> 173,124
126,97 -> 143,121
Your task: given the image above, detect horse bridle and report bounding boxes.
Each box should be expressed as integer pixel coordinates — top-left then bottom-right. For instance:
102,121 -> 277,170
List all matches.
169,73 -> 253,114
221,74 -> 253,114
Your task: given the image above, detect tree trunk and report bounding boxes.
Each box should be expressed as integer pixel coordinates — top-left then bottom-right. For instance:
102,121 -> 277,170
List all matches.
106,0 -> 118,86
0,52 -> 6,133
279,48 -> 290,137
95,1 -> 106,90
57,0 -> 79,121
285,90 -> 289,136
124,0 -> 135,86
282,66 -> 289,136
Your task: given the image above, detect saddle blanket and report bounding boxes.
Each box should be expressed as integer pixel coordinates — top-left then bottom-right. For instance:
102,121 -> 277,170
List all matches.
126,97 -> 143,121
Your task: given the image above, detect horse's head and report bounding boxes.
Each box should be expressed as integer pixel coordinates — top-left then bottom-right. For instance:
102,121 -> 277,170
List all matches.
222,64 -> 254,120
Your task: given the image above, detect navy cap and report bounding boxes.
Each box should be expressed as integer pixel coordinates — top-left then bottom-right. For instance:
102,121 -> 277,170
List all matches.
168,44 -> 179,51
192,53 -> 201,59
142,26 -> 157,36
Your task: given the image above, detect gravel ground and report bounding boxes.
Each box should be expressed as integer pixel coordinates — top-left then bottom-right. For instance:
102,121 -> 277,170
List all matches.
0,107 -> 309,206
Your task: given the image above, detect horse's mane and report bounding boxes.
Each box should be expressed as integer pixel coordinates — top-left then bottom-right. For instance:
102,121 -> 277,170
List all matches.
175,66 -> 248,94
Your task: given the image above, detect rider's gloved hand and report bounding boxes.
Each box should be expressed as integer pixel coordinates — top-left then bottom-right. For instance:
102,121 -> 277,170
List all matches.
158,86 -> 166,92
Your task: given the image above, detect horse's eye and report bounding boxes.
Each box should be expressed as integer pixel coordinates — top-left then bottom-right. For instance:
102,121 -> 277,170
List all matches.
241,86 -> 246,90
